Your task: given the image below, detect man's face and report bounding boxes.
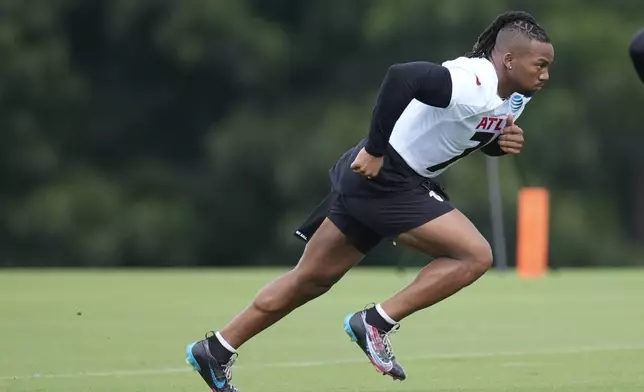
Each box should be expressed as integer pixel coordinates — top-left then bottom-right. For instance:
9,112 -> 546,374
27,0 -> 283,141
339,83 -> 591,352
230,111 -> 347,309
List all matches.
510,40 -> 555,97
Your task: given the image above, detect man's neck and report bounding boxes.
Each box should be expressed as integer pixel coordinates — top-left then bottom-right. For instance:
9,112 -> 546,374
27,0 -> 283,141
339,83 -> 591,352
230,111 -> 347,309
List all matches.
489,55 -> 513,99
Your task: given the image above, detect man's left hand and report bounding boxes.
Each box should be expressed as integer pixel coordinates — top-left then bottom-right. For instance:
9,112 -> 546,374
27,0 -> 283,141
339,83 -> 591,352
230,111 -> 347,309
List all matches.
499,113 -> 524,154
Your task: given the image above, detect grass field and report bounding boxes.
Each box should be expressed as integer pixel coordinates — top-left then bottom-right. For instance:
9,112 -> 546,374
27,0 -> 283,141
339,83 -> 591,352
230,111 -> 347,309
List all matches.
1,268 -> 643,392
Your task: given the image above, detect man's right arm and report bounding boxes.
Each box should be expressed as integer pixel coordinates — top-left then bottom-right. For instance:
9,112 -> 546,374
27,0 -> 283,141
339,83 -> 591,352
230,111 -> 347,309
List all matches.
364,62 -> 453,157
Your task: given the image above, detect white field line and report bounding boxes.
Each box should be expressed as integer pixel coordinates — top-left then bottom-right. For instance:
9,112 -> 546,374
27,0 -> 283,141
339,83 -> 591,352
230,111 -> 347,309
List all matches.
1,343 -> 643,381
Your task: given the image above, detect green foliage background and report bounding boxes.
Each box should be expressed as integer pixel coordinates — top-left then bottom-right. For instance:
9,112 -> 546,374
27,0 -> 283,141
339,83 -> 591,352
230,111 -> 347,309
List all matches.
2,0 -> 643,267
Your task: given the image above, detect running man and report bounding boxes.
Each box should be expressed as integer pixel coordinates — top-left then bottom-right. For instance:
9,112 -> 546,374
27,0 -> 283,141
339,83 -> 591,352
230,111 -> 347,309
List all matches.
185,10 -> 554,391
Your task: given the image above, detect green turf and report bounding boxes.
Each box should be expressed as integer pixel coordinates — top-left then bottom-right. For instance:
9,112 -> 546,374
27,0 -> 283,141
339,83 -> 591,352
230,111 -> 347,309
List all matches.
1,268 -> 643,392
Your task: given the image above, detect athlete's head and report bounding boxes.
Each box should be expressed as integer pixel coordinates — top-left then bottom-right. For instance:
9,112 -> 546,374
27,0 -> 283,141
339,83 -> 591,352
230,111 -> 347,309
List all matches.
466,11 -> 554,97
630,28 -> 644,84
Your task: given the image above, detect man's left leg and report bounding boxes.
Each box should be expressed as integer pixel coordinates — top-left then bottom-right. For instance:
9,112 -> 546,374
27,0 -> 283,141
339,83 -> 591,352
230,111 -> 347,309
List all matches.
377,209 -> 492,320
343,206 -> 492,381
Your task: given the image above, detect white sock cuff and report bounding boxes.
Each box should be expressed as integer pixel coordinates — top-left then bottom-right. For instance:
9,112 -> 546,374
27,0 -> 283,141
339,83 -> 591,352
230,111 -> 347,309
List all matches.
375,303 -> 398,325
215,331 -> 237,354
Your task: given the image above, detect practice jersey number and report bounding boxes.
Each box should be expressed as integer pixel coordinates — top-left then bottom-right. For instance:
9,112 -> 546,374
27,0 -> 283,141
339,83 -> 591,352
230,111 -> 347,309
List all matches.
426,132 -> 496,172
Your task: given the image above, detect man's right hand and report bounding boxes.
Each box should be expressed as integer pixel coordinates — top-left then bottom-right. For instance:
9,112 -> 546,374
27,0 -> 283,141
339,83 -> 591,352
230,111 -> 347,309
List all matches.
350,148 -> 384,179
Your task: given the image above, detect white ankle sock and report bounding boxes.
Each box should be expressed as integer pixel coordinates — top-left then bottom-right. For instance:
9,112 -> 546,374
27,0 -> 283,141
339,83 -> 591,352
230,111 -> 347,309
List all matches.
375,303 -> 398,325
216,331 -> 237,354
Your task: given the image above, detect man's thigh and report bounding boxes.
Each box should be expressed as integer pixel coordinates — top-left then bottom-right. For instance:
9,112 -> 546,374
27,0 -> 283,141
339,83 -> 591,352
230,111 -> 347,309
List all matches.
396,208 -> 490,259
294,218 -> 366,282
327,195 -> 384,255
341,185 -> 455,241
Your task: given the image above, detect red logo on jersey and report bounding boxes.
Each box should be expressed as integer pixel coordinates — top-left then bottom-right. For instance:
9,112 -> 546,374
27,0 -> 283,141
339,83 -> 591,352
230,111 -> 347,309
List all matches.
475,75 -> 481,86
475,116 -> 504,131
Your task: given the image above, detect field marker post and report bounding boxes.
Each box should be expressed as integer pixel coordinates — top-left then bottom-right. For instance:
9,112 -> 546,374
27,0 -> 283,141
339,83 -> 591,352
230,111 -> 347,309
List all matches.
516,187 -> 549,278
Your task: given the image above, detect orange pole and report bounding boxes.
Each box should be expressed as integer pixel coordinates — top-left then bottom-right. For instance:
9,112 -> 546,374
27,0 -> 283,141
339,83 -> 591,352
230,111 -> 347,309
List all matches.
516,187 -> 549,278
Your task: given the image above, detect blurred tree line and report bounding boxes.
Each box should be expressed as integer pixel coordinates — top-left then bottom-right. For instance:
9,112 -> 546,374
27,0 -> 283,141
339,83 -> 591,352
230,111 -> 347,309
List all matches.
1,0 -> 643,267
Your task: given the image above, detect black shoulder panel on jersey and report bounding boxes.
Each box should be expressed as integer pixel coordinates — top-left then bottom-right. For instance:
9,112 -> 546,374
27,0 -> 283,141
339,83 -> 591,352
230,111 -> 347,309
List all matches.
630,28 -> 644,83
365,62 -> 453,157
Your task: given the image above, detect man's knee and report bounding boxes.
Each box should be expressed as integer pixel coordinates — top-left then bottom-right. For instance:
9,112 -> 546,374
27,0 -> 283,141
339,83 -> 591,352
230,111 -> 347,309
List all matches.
293,262 -> 343,295
463,240 -> 493,277
251,265 -> 341,314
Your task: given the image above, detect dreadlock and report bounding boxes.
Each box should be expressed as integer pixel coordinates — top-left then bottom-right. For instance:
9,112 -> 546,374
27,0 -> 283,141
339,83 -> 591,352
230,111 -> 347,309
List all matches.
465,11 -> 550,58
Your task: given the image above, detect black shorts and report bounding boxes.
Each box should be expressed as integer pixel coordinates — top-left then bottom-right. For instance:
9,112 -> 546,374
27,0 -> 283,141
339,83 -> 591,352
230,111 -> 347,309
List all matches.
294,139 -> 454,254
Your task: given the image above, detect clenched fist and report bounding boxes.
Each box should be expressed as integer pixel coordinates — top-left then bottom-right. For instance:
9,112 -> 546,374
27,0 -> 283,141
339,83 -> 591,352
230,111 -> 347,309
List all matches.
350,148 -> 384,179
498,113 -> 524,154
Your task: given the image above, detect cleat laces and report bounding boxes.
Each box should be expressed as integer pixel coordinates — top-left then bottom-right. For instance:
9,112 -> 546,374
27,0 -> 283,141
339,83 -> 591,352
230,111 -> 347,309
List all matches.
381,324 -> 399,358
223,353 -> 238,381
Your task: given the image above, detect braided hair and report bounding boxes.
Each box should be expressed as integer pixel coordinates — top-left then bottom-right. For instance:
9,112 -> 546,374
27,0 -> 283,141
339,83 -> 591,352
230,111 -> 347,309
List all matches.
465,11 -> 550,58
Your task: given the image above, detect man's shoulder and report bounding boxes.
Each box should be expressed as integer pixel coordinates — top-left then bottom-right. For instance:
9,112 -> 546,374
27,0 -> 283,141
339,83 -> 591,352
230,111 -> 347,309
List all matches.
441,56 -> 500,112
442,56 -> 490,72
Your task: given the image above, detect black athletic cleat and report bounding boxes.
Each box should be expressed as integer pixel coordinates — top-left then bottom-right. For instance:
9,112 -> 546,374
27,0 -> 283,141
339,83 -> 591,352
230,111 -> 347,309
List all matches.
343,308 -> 406,381
186,334 -> 240,392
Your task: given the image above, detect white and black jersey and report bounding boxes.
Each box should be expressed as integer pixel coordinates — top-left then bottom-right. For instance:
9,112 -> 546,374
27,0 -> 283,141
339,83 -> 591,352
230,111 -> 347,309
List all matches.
295,57 -> 532,249
366,56 -> 530,178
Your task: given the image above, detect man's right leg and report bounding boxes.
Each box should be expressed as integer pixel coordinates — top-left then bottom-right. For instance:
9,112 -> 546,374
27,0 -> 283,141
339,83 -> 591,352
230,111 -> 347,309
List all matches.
186,218 -> 367,391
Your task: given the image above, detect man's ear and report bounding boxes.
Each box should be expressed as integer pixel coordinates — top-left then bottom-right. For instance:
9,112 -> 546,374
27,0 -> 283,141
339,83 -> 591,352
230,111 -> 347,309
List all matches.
503,52 -> 514,70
